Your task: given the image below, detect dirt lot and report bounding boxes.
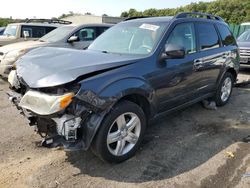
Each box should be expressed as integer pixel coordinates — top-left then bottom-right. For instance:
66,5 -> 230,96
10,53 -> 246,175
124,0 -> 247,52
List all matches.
1,69 -> 250,188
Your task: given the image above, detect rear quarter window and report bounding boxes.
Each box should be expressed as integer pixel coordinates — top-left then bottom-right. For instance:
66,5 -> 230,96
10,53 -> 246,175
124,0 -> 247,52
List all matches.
216,24 -> 236,46
196,23 -> 220,51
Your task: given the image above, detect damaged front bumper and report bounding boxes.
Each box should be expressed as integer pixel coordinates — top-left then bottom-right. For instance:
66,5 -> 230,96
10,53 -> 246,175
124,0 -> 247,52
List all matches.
7,90 -> 92,150
8,91 -> 98,150
7,85 -> 116,151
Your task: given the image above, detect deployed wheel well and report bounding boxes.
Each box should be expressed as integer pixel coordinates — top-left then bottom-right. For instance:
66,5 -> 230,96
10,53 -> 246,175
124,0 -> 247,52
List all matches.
118,94 -> 151,119
227,68 -> 237,82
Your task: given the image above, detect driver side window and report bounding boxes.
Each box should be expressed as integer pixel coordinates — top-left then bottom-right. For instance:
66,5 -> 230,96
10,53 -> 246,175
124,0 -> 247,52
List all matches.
73,27 -> 96,41
166,23 -> 196,55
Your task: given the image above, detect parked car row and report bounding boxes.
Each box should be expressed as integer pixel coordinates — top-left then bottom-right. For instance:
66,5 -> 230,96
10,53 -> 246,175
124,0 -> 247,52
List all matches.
3,12 -> 240,163
0,23 -> 112,77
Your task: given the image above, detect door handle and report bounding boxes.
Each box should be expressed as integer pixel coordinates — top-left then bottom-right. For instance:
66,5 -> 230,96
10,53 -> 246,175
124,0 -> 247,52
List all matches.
222,52 -> 230,58
194,59 -> 202,64
193,59 -> 203,70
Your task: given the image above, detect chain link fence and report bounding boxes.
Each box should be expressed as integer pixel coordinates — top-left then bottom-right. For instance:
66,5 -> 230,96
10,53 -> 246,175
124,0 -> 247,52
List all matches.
229,24 -> 250,38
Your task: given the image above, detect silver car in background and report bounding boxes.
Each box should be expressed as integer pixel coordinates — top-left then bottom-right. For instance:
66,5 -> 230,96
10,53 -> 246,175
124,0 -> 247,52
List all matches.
237,29 -> 250,64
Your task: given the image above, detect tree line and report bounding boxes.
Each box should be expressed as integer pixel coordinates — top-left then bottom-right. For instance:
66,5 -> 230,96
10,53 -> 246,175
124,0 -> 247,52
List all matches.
121,0 -> 250,24
0,18 -> 12,27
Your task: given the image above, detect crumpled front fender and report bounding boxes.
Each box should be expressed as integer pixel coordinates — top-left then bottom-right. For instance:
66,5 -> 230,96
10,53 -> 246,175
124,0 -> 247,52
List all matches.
75,77 -> 155,150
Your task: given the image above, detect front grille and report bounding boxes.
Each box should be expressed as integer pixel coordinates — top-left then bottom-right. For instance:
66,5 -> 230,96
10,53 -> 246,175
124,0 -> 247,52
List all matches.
240,49 -> 250,58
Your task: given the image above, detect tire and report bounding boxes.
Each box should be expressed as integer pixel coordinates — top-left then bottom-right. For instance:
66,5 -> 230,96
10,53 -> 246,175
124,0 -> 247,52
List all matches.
214,72 -> 234,106
91,100 -> 146,163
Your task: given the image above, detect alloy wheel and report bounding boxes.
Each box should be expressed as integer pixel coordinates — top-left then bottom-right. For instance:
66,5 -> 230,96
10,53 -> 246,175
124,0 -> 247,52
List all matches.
220,77 -> 232,102
107,112 -> 141,156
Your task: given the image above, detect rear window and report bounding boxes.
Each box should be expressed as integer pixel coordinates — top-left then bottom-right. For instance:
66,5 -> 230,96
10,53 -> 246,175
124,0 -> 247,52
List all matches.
196,23 -> 220,51
217,24 -> 236,46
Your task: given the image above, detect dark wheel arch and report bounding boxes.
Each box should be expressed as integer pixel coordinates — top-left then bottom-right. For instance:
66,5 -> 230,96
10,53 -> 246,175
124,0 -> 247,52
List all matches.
226,68 -> 237,83
117,94 -> 153,120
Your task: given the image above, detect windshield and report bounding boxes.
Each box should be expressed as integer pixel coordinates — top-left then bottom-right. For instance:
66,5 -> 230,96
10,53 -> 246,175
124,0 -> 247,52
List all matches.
89,21 -> 167,55
3,25 -> 17,37
237,30 -> 250,42
40,25 -> 74,42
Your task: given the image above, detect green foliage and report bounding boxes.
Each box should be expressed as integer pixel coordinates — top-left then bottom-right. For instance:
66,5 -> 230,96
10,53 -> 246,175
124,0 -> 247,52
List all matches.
120,0 -> 250,24
0,18 -> 12,27
58,11 -> 82,19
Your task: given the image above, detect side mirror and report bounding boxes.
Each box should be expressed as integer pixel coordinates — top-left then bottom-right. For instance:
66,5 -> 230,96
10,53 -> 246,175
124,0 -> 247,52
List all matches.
68,36 -> 79,43
161,44 -> 185,60
23,31 -> 30,40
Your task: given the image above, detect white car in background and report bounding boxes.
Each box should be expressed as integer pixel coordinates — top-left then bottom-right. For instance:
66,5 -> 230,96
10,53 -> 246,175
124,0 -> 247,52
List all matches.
0,19 -> 71,47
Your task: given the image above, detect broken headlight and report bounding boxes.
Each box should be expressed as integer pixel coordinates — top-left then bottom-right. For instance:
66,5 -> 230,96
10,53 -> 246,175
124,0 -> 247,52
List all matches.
19,90 -> 74,115
3,49 -> 27,63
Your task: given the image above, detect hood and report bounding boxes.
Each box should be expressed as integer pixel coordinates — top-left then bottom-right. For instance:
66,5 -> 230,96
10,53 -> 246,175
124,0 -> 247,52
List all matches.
0,35 -> 17,46
237,41 -> 250,49
0,35 -> 16,41
16,47 -> 142,88
0,40 -> 48,53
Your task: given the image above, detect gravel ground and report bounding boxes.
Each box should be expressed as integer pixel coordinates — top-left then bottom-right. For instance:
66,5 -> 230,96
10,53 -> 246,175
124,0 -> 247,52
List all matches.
1,69 -> 250,188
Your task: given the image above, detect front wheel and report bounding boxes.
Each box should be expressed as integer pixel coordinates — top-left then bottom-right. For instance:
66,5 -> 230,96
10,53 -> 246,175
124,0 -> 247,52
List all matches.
91,100 -> 146,163
214,72 -> 234,106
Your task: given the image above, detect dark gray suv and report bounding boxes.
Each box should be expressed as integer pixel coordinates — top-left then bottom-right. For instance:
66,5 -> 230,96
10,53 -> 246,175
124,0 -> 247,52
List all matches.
9,12 -> 240,163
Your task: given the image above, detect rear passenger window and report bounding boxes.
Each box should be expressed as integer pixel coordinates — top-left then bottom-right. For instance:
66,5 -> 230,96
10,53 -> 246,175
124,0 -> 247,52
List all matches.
217,24 -> 236,46
196,23 -> 220,51
166,23 -> 196,55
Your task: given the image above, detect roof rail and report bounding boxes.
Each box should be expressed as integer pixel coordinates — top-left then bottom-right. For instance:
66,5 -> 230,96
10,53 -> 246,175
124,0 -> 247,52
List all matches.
123,16 -> 149,21
175,12 -> 224,22
25,19 -> 72,25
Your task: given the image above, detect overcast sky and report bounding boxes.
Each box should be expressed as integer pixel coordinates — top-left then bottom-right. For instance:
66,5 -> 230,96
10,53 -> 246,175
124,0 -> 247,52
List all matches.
1,0 -> 214,19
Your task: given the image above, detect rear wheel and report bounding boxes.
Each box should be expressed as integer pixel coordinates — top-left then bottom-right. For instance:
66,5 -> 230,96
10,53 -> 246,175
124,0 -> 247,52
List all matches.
91,100 -> 146,163
214,72 -> 234,106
